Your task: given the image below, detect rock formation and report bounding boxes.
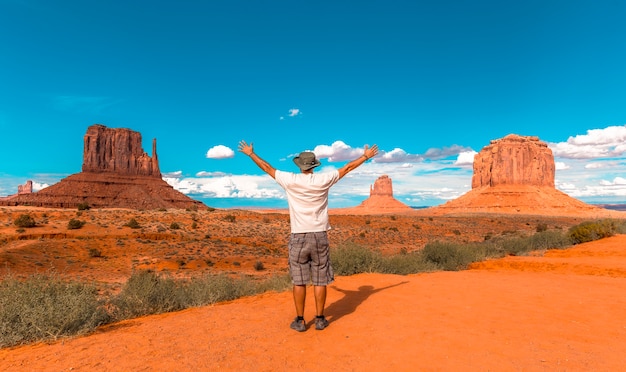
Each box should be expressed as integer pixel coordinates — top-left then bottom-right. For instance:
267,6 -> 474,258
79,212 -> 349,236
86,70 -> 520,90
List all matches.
17,180 -> 33,194
430,134 -> 616,217
0,125 -> 206,210
0,180 -> 33,201
472,134 -> 554,188
345,175 -> 411,213
82,124 -> 161,177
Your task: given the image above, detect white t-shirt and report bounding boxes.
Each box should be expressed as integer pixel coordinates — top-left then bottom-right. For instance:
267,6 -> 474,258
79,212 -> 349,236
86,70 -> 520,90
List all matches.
274,169 -> 341,233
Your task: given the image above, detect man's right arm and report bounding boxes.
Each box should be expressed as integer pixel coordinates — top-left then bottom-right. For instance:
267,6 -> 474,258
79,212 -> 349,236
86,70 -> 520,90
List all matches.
238,140 -> 276,179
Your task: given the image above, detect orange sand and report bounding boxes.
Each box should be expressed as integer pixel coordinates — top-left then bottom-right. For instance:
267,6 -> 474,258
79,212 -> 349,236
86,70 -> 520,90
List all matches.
2,235 -> 625,371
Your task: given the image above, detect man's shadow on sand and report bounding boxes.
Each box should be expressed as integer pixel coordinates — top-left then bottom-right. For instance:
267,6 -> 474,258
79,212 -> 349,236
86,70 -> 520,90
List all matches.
324,281 -> 408,324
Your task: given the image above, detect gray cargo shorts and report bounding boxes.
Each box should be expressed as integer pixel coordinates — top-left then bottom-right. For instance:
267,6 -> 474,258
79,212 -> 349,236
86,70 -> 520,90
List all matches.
288,231 -> 334,286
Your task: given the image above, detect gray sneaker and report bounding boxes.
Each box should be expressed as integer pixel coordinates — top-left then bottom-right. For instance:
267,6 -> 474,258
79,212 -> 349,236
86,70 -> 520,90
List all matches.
290,317 -> 306,332
315,316 -> 329,330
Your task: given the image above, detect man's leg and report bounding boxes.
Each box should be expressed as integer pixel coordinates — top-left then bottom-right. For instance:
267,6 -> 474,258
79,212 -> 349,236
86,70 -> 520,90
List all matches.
293,284 -> 306,317
313,285 -> 329,330
314,285 -> 327,316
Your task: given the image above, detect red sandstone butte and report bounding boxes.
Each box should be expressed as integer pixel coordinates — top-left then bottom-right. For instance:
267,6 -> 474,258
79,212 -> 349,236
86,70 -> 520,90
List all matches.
337,175 -> 411,214
430,134 -> 615,217
0,124 -> 205,210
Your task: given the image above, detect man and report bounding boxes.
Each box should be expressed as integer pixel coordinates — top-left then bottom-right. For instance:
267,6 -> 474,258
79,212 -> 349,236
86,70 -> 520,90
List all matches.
238,140 -> 379,332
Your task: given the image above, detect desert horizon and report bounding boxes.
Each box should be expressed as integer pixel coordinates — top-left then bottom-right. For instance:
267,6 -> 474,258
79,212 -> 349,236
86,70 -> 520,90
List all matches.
1,204 -> 626,370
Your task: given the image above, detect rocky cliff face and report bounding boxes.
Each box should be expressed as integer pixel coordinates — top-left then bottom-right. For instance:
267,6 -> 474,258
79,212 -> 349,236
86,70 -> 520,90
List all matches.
472,134 -> 555,188
1,125 -> 204,210
83,124 -> 161,177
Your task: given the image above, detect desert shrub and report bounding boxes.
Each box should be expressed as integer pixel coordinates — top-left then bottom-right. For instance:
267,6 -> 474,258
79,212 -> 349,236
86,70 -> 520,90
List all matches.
0,274 -> 109,348
378,253 -> 439,275
182,274 -> 256,307
170,222 -> 181,230
111,270 -> 185,320
527,230 -> 571,250
77,202 -> 91,211
331,243 -> 382,275
13,214 -> 36,228
254,261 -> 265,271
536,223 -> 548,232
223,214 -> 236,223
88,248 -> 102,258
420,241 -> 487,271
67,219 -> 86,230
254,274 -> 292,293
567,219 -> 618,245
191,221 -> 198,229
124,218 -> 141,229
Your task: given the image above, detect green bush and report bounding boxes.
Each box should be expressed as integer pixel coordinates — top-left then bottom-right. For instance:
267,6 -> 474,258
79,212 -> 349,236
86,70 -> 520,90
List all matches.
77,202 -> 91,211
88,248 -> 102,258
223,215 -> 236,223
182,274 -> 255,307
13,214 -> 36,228
378,253 -> 439,275
0,274 -> 109,348
67,218 -> 86,230
568,219 -> 618,245
420,241 -> 485,271
170,222 -> 181,230
527,230 -> 571,250
111,270 -> 185,320
331,243 -> 382,275
124,218 -> 141,229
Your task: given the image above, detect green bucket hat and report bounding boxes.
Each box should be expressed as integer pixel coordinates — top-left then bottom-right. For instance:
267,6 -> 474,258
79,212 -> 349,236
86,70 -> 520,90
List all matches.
293,151 -> 321,171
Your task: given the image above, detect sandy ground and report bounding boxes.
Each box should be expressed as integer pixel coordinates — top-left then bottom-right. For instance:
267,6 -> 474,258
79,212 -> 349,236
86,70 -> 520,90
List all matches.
1,235 -> 625,371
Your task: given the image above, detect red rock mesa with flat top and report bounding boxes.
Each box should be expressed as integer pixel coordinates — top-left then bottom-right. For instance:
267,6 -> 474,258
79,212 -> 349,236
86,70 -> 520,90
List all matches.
431,133 -> 615,217
472,134 -> 555,188
0,124 -> 205,210
82,124 -> 161,177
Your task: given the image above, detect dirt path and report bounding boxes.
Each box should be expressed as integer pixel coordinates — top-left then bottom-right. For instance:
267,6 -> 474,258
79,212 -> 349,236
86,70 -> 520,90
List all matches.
2,236 -> 626,371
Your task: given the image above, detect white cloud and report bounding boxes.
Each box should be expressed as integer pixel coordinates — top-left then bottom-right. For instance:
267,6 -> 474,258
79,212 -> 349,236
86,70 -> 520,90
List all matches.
196,171 -> 229,177
375,148 -> 423,163
313,141 -> 363,162
550,124 -> 626,159
423,145 -> 474,160
584,162 -> 605,169
454,151 -> 477,166
31,181 -> 49,192
600,177 -> 626,186
163,173 -> 284,199
554,162 -> 570,170
206,145 -> 235,159
288,108 -> 301,117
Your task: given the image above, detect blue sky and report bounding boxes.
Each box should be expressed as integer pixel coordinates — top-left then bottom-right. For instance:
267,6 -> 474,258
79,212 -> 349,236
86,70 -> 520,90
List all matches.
2,0 -> 626,208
